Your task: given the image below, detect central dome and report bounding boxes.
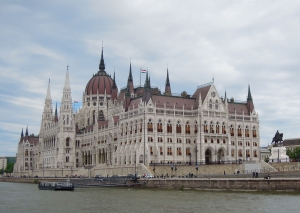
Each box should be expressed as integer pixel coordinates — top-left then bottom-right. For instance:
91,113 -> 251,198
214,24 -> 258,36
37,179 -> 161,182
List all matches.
85,71 -> 114,95
85,47 -> 117,96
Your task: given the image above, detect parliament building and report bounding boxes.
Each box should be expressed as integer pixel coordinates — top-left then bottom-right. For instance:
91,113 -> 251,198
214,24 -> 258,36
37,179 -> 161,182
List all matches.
14,48 -> 260,177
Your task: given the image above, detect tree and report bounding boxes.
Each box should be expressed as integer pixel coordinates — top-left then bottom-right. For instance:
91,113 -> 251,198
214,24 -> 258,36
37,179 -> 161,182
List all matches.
286,147 -> 300,161
4,162 -> 14,174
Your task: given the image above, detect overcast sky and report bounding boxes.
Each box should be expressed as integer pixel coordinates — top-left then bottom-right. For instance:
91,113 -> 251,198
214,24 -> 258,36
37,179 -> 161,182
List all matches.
1,0 -> 299,156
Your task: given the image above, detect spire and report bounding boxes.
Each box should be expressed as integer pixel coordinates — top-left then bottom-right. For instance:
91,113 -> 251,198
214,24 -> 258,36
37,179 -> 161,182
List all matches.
25,126 -> 28,136
224,90 -> 227,102
128,62 -> 133,82
164,68 -> 172,96
112,71 -> 117,88
21,128 -> 24,137
64,65 -> 70,89
99,45 -> 105,72
46,78 -> 51,100
144,71 -> 150,90
247,85 -> 252,101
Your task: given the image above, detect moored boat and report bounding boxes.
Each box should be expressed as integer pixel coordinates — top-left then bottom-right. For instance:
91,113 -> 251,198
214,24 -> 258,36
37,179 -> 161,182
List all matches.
38,180 -> 74,191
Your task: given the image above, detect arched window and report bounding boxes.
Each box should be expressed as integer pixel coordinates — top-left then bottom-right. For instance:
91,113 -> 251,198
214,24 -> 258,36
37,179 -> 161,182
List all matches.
150,147 -> 153,155
66,156 -> 69,162
222,122 -> 226,134
252,126 -> 257,138
147,119 -> 153,132
210,121 -> 214,133
157,119 -> 163,132
253,150 -> 257,157
92,111 -> 95,124
216,122 -> 220,134
209,99 -> 212,109
215,100 -> 218,110
194,121 -> 198,134
159,147 -> 163,155
245,126 -> 249,137
246,149 -> 250,158
238,149 -> 242,157
238,125 -> 242,137
99,110 -> 104,121
204,121 -> 208,133
231,149 -> 235,157
66,138 -> 70,147
186,148 -> 191,155
230,124 -> 234,136
167,120 -> 172,133
185,121 -> 190,134
167,147 -> 172,155
176,121 -> 181,133
177,147 -> 182,156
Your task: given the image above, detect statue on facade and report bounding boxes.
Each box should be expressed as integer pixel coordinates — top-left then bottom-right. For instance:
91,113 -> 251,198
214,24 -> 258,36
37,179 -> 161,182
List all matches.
271,130 -> 283,145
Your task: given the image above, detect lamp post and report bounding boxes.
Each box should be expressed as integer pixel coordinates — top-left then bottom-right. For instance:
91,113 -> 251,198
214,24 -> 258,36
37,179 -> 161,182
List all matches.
189,153 -> 192,165
196,164 -> 198,177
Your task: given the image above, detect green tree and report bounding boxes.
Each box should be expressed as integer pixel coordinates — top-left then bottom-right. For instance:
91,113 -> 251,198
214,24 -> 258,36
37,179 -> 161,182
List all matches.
4,162 -> 14,174
286,147 -> 300,160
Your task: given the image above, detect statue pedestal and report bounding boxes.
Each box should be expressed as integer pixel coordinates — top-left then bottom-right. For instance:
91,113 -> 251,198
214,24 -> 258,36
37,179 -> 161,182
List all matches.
269,146 -> 289,163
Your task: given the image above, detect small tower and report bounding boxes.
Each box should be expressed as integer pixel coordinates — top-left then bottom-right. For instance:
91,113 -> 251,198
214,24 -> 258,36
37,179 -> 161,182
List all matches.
164,68 -> 172,96
127,62 -> 134,95
40,79 -> 53,133
246,85 -> 254,115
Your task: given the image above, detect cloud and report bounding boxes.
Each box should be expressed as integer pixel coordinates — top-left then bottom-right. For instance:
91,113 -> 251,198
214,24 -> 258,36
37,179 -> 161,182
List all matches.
1,0 -> 300,156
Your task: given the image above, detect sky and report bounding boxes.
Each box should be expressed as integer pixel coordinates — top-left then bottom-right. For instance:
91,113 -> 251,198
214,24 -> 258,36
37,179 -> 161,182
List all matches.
0,0 -> 299,157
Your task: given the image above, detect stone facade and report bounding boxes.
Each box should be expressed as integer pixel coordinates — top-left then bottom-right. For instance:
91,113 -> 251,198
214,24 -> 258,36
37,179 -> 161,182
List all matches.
14,48 -> 260,177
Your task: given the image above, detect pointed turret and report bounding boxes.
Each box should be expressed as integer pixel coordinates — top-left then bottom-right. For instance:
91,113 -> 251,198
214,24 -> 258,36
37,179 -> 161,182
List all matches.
246,85 -> 254,115
46,79 -> 51,100
99,46 -> 105,72
127,62 -> 134,94
40,79 -> 53,133
21,128 -> 24,138
247,85 -> 252,102
25,126 -> 28,136
142,71 -> 152,103
111,71 -> 118,102
224,91 -> 227,102
60,66 -> 74,127
164,68 -> 172,96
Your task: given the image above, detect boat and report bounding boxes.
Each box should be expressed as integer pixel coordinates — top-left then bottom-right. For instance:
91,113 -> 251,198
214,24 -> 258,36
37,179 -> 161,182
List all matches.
38,180 -> 74,191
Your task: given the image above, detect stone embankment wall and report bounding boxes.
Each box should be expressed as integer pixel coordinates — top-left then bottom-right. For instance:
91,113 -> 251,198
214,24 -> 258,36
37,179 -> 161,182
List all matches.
269,162 -> 300,171
141,179 -> 300,191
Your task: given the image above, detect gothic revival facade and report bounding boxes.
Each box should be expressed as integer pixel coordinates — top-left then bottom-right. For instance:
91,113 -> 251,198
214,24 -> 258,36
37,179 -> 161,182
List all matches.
15,48 -> 260,175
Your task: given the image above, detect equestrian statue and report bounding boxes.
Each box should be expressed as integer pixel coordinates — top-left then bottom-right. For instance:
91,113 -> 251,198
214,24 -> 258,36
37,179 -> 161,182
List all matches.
272,130 -> 283,145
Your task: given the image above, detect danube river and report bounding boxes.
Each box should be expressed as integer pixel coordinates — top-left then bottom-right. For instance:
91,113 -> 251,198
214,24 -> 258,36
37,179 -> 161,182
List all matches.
0,182 -> 299,213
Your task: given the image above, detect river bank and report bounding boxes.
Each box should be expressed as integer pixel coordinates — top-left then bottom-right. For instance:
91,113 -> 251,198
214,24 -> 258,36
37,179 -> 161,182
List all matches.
2,176 -> 300,191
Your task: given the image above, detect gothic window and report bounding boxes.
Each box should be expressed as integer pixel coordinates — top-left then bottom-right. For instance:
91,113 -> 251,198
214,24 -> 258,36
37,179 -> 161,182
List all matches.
238,149 -> 242,157
217,139 -> 220,144
186,148 -> 191,155
63,115 -> 65,125
150,146 -> 153,155
167,120 -> 172,133
231,149 -> 234,157
238,125 -> 242,137
87,118 -> 90,126
194,121 -> 198,134
253,150 -> 257,157
215,100 -> 218,110
135,120 -> 138,133
176,121 -> 181,133
99,110 -> 104,121
222,122 -> 226,134
147,119 -> 153,132
140,119 -> 143,132
204,121 -> 208,133
66,138 -> 70,147
216,122 -> 220,134
245,126 -> 249,137
185,121 -> 190,134
210,121 -> 214,133
167,147 -> 172,155
209,99 -> 212,109
230,124 -> 234,136
252,126 -> 257,138
159,147 -> 163,155
157,119 -> 163,132
177,147 -> 182,156
246,149 -> 250,158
